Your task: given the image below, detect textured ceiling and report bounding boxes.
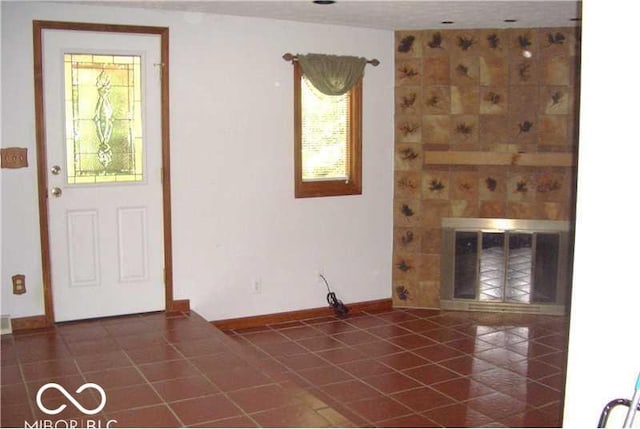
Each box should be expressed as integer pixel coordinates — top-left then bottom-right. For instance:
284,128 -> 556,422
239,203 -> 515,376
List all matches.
81,1 -> 582,30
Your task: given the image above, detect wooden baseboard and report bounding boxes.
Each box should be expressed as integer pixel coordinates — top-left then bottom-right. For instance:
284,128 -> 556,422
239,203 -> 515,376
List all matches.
167,299 -> 190,315
11,315 -> 51,332
211,298 -> 392,331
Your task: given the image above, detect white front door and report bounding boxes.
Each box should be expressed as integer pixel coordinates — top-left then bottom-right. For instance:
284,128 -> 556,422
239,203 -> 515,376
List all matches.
42,29 -> 165,322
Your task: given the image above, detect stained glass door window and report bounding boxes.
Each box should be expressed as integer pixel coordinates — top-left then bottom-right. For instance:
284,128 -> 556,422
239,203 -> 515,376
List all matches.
64,53 -> 143,184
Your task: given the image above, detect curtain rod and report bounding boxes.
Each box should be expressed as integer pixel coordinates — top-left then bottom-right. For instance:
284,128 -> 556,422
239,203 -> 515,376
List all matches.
282,52 -> 380,66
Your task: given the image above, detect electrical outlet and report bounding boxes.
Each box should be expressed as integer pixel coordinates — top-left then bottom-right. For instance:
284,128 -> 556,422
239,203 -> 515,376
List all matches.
12,274 -> 26,295
252,278 -> 262,294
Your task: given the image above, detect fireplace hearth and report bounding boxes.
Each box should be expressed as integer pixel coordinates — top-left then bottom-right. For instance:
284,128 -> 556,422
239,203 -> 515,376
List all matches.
441,218 -> 573,315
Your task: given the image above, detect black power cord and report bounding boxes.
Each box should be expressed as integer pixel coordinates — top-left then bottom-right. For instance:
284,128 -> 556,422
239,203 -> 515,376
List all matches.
319,274 -> 349,318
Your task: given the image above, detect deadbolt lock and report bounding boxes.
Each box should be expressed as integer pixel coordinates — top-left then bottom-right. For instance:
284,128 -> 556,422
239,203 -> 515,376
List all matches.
50,165 -> 61,175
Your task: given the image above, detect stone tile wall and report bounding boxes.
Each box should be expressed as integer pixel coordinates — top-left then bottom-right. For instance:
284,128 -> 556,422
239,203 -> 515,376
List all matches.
392,27 -> 580,308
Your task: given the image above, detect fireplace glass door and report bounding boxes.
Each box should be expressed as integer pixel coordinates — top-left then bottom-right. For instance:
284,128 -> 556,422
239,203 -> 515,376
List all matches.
452,230 -> 560,305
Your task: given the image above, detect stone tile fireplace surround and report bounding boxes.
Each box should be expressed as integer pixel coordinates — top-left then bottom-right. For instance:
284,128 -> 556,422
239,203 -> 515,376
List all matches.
392,27 -> 579,310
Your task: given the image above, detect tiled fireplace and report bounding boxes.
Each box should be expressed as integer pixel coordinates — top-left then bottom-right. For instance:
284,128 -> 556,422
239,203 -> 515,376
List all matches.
440,218 -> 572,315
392,26 -> 579,309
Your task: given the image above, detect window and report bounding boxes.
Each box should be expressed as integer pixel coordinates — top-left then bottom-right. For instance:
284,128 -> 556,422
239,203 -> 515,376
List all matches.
64,53 -> 144,184
294,62 -> 362,198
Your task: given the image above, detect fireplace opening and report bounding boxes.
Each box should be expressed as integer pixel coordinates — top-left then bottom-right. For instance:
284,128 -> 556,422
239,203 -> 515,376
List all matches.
441,218 -> 572,315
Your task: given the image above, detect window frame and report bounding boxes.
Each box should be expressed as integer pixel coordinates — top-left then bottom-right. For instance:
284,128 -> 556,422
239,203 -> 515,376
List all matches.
293,62 -> 362,198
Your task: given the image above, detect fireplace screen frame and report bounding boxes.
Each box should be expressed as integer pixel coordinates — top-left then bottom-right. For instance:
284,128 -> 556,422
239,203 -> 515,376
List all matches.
440,218 -> 573,315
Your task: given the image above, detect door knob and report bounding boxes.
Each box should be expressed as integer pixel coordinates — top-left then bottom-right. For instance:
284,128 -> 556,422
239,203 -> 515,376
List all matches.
50,165 -> 61,175
51,187 -> 62,198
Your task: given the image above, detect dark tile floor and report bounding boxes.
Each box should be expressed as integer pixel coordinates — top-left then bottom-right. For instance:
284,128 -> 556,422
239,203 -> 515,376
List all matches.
0,308 -> 568,428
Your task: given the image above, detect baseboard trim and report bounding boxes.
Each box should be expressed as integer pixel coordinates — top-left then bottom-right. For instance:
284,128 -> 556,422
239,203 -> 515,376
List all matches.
211,298 -> 392,331
11,315 -> 51,332
167,299 -> 190,315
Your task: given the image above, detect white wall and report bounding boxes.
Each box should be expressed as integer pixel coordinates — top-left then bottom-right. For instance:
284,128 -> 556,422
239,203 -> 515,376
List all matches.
0,1 -> 394,322
0,3 -> 6,328
563,1 -> 640,426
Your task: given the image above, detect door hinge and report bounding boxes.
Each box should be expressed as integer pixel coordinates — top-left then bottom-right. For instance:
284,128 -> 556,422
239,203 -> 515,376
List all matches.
154,62 -> 165,81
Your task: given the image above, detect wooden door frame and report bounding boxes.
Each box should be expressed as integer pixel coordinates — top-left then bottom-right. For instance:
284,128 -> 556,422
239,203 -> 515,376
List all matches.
33,20 -> 181,325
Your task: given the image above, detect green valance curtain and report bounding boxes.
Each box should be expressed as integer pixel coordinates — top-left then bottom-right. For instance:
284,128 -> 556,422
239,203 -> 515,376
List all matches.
296,53 -> 367,96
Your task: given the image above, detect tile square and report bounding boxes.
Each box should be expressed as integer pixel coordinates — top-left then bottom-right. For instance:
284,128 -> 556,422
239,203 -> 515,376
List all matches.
365,324 -> 413,339
164,325 -> 218,343
403,363 -> 460,384
424,403 -> 494,427
319,380 -> 381,404
444,336 -> 494,353
207,366 -> 273,392
378,413 -> 439,427
278,326 -> 326,341
344,315 -> 390,330
466,391 -> 529,419
1,402 -> 34,428
125,344 -> 182,365
82,366 -> 145,390
137,359 -> 200,382
75,350 -> 132,373
499,408 -> 562,428
191,415 -> 259,428
104,319 -> 157,337
437,354 -> 496,376
397,319 -> 442,333
152,376 -> 219,402
107,404 -> 181,428
431,376 -> 497,401
421,327 -> 469,342
21,359 -> 80,382
538,372 -> 566,391
241,330 -> 288,346
1,383 -> 30,407
386,333 -> 436,350
227,384 -> 299,413
276,353 -> 330,371
470,366 -> 525,392
377,351 -> 430,371
505,358 -> 561,380
332,330 -> 379,345
172,338 -> 230,358
260,340 -> 308,357
298,365 -> 354,386
296,336 -> 346,352
309,321 -> 359,335
316,347 -> 367,365
338,358 -> 396,378
372,310 -> 420,323
392,385 -> 456,412
24,373 -> 86,397
349,396 -> 413,423
251,403 -> 331,428
169,394 -> 243,426
116,332 -> 168,350
353,341 -> 404,358
64,338 -> 119,357
413,343 -> 463,362
190,352 -> 250,374
102,384 -> 162,412
1,365 -> 23,385
475,347 -> 529,367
